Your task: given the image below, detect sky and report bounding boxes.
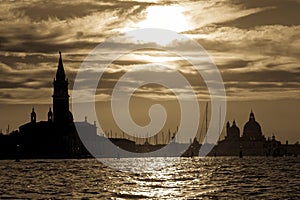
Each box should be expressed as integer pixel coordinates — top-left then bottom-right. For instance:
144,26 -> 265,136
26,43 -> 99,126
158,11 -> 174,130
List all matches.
0,0 -> 299,143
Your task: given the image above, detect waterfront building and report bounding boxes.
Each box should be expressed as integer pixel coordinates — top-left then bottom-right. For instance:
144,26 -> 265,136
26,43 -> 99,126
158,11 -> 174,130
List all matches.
1,52 -> 96,159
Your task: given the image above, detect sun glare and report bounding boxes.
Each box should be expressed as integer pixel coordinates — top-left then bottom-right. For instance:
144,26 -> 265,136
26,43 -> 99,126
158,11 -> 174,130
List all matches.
124,5 -> 193,46
137,5 -> 192,33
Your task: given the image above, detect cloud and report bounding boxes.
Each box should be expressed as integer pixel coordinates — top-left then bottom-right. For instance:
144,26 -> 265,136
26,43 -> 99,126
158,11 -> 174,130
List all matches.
182,0 -> 269,30
0,0 -> 154,54
217,0 -> 300,28
0,0 -> 299,104
14,1 -> 115,21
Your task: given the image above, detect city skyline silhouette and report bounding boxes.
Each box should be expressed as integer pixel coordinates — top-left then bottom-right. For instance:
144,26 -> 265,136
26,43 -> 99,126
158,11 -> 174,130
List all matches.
1,1 -> 300,144
0,51 -> 298,159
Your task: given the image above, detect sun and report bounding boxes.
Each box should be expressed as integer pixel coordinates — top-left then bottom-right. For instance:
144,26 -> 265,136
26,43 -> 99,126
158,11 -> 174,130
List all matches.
137,5 -> 192,33
124,5 -> 193,46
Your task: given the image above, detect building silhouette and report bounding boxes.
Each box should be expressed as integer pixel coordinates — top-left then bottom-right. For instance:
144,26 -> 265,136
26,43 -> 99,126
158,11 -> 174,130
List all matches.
214,111 -> 267,156
53,51 -> 72,126
226,120 -> 240,141
0,53 -> 299,158
213,111 -> 299,157
0,52 -> 96,159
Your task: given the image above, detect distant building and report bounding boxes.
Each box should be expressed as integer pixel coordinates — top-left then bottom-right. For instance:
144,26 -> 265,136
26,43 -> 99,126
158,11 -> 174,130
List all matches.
215,120 -> 241,156
212,111 -> 299,157
240,111 -> 266,156
52,51 -> 73,126
0,52 -> 96,159
226,120 -> 240,141
214,111 -> 267,156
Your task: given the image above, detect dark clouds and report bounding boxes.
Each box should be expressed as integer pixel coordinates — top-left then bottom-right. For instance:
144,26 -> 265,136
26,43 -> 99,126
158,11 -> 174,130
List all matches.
0,0 -> 300,103
0,0 -> 155,54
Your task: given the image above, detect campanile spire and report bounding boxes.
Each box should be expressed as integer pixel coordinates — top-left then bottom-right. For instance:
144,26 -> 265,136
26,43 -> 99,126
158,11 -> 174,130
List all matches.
52,51 -> 70,125
56,51 -> 66,81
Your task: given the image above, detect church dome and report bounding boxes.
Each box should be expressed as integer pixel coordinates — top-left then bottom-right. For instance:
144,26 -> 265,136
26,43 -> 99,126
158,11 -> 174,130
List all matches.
243,121 -> 261,133
243,111 -> 262,137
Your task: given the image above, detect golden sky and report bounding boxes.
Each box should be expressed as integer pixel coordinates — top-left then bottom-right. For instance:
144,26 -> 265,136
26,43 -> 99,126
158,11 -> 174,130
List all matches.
0,0 -> 299,143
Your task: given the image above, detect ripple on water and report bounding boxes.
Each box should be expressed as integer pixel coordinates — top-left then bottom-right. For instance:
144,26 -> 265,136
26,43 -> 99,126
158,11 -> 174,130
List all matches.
0,157 -> 300,199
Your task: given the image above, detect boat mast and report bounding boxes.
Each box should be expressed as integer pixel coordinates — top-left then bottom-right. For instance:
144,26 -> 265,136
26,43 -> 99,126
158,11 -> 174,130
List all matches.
205,102 -> 208,144
218,105 -> 221,142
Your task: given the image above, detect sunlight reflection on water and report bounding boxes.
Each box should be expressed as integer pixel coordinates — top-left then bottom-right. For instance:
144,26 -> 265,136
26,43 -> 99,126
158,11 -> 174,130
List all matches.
0,157 -> 299,199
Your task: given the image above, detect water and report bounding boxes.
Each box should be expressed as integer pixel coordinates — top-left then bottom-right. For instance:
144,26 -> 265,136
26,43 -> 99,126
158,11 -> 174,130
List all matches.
0,157 -> 299,199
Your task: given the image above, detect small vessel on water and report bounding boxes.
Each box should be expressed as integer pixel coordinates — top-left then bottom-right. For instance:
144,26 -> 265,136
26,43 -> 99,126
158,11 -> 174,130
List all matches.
239,143 -> 243,158
15,144 -> 20,162
239,149 -> 243,158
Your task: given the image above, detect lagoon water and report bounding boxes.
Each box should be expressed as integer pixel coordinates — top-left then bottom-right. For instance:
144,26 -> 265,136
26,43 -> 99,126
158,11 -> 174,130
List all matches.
0,157 -> 299,199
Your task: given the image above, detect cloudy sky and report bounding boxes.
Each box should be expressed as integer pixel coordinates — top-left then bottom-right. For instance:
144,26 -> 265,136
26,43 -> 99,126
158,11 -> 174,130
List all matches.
0,0 -> 299,143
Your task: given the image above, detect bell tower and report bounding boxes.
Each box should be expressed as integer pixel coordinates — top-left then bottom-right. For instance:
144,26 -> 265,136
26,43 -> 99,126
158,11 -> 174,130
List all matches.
31,107 -> 36,123
48,107 -> 53,123
52,51 -> 70,125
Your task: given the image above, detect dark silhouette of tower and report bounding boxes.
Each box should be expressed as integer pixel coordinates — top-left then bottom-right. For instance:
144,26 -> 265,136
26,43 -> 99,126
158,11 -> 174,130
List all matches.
31,107 -> 36,123
48,107 -> 53,123
226,121 -> 230,133
225,120 -> 240,140
52,51 -> 70,125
